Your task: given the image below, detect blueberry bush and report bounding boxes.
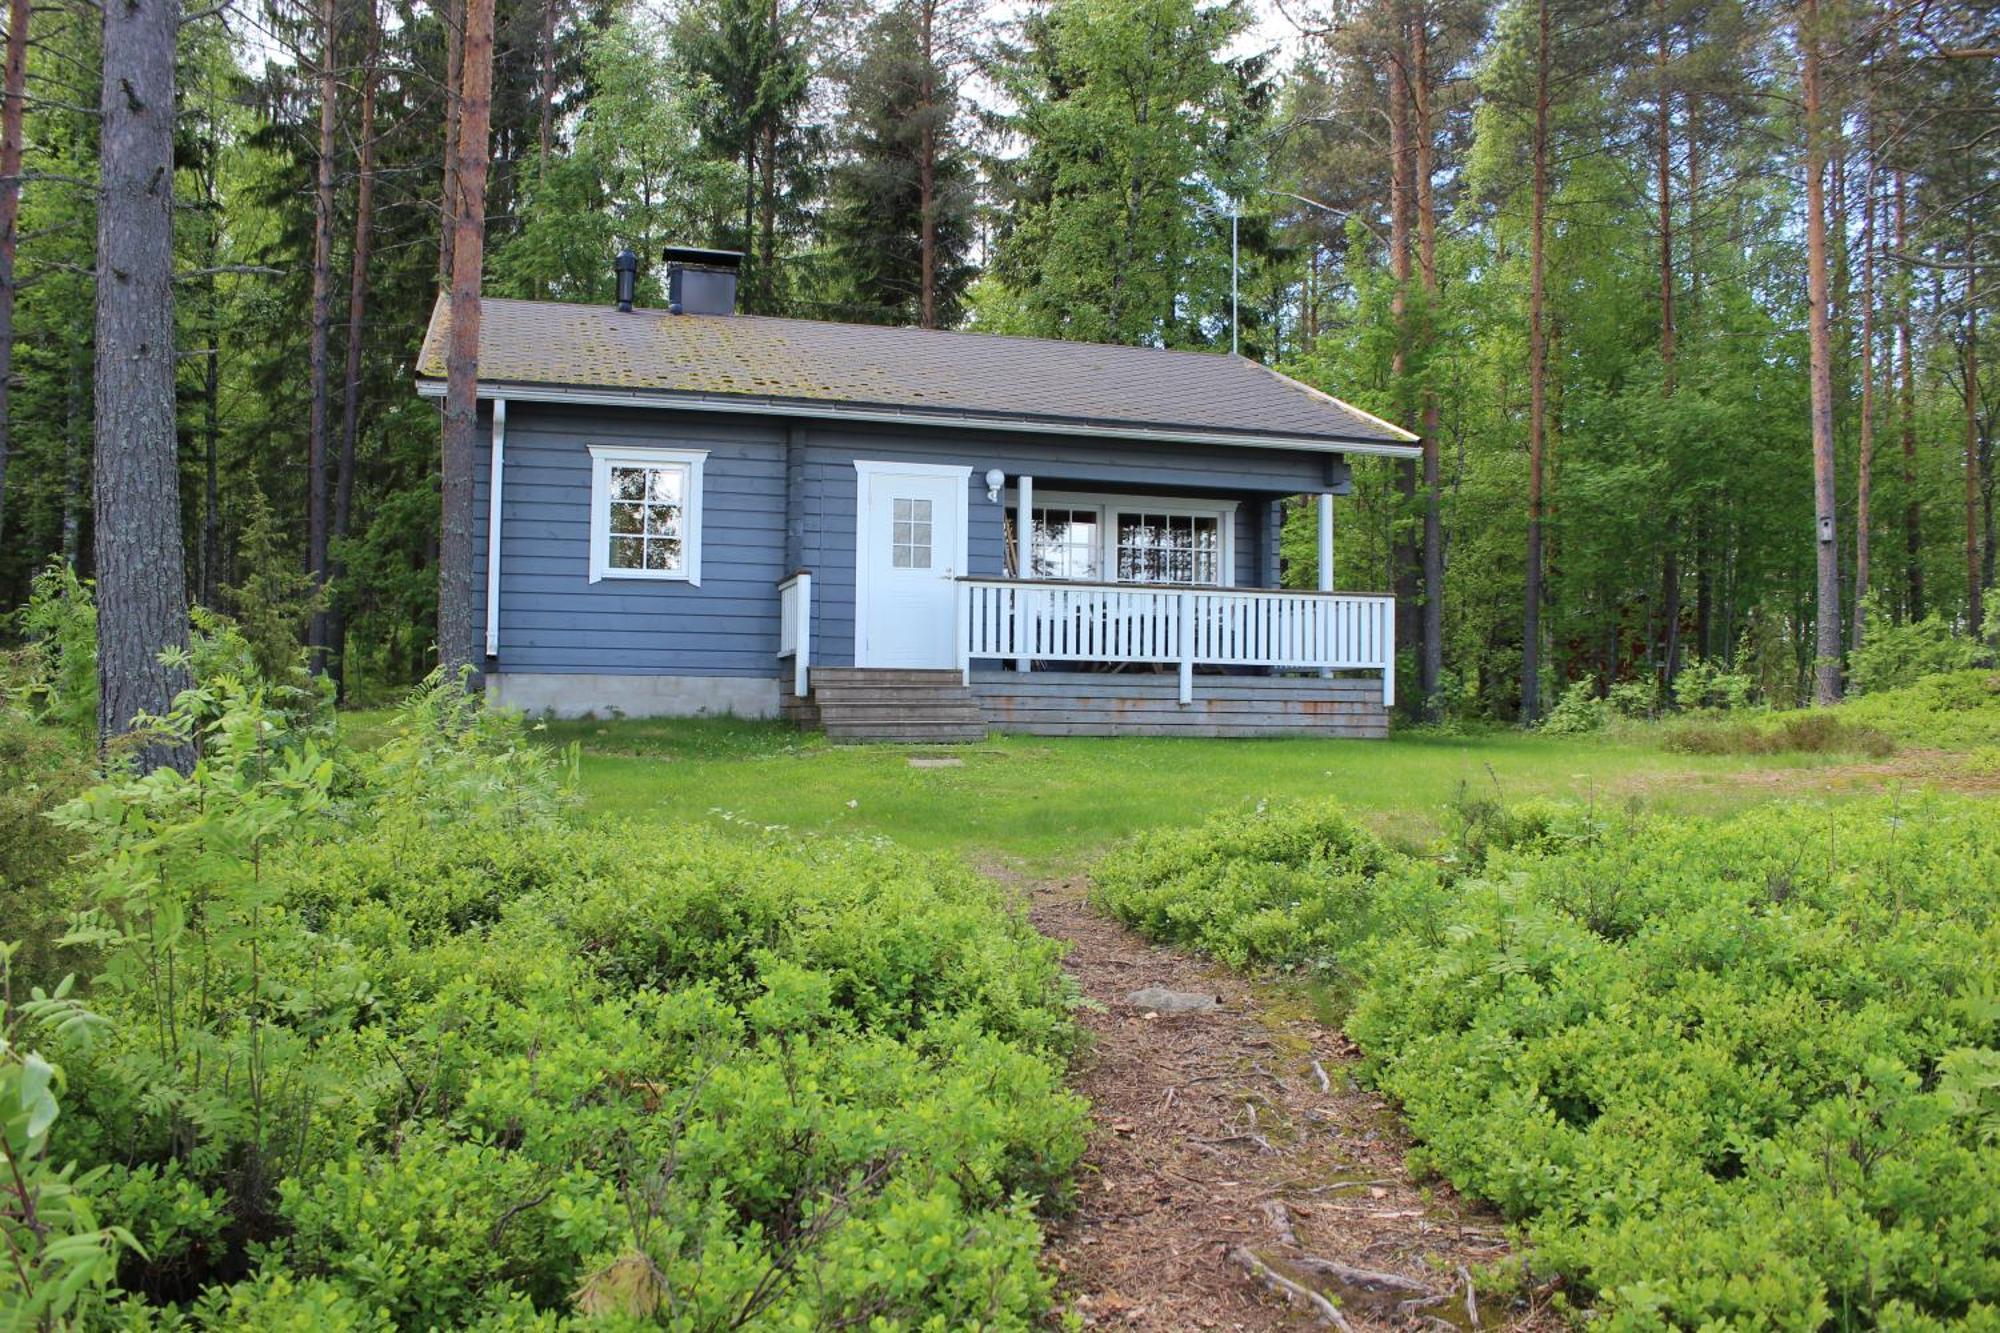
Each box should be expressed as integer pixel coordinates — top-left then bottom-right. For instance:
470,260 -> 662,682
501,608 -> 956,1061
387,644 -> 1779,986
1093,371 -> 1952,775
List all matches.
8,670 -> 1085,1329
1095,792 -> 2000,1328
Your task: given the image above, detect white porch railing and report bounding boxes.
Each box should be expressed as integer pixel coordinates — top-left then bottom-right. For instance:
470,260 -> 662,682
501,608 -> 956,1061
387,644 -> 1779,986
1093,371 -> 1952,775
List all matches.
777,571 -> 812,697
958,579 -> 1395,707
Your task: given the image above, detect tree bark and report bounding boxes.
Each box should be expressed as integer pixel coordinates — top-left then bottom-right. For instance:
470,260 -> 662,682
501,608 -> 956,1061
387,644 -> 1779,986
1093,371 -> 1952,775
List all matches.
306,0 -> 340,667
1412,9 -> 1443,719
1387,26 -> 1418,710
1965,218 -> 1984,637
1522,0 -> 1552,724
1655,0 -> 1681,688
329,0 -> 380,698
0,0 -> 28,556
439,0 -> 463,285
1852,134 -> 1876,649
536,0 -> 560,169
94,0 -> 193,770
1895,170 -> 1921,620
439,0 -> 493,677
1799,0 -> 1842,704
917,0 -> 937,328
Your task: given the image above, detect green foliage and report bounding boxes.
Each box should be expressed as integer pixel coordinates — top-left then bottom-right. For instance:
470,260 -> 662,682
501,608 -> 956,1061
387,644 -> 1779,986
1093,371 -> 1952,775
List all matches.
1850,604 -> 1990,695
19,675 -> 1083,1326
986,0 -> 1266,348
1095,795 -> 2000,1326
1091,800 -> 1423,977
1,952 -> 136,1329
0,687 -> 93,998
1672,657 -> 1755,713
1660,710 -> 1897,758
1836,670 -> 2000,748
15,560 -> 97,742
1541,679 -> 1609,735
1350,797 -> 2000,1326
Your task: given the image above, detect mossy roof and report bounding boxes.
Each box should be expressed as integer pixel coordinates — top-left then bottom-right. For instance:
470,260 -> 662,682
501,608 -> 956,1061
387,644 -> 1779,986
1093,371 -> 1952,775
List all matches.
415,295 -> 1419,451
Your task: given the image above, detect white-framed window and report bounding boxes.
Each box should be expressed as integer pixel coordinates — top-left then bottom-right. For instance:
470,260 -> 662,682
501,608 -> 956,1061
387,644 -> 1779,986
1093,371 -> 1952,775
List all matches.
1030,506 -> 1101,580
892,496 -> 935,568
588,444 -> 706,584
1013,490 -> 1234,586
1116,511 -> 1222,585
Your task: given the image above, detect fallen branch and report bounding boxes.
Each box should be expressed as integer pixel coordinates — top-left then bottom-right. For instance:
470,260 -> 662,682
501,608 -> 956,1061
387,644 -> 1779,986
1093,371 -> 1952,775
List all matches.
1194,1132 -> 1275,1153
1311,1059 -> 1331,1093
1459,1263 -> 1478,1326
1261,1199 -> 1301,1247
1228,1247 -> 1356,1331
1288,1255 -> 1438,1298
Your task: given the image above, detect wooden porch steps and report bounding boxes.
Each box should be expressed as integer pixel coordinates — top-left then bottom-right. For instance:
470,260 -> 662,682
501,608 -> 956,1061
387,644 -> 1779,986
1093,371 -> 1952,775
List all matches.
807,669 -> 989,744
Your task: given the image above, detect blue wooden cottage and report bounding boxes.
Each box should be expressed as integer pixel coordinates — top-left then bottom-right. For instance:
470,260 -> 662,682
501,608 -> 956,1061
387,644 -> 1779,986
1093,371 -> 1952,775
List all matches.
415,248 -> 1419,740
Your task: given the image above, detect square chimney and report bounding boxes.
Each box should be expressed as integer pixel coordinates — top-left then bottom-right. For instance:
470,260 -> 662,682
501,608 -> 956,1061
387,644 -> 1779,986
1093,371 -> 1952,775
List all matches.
664,246 -> 743,316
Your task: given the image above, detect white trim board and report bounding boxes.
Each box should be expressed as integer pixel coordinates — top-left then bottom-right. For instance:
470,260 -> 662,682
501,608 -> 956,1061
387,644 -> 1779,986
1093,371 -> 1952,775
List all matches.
852,460 -> 972,669
414,379 -> 1422,458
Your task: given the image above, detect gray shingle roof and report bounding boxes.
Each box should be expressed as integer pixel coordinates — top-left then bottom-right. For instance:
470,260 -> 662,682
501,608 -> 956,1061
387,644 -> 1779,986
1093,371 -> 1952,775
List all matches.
414,295 -> 1419,452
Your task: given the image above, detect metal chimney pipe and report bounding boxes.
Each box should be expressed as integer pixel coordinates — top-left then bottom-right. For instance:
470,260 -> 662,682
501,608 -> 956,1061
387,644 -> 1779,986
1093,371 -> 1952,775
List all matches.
613,248 -> 638,312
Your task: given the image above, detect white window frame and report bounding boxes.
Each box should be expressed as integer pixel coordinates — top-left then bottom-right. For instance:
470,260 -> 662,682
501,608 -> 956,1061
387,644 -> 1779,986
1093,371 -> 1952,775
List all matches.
1017,489 -> 1237,587
588,444 -> 707,585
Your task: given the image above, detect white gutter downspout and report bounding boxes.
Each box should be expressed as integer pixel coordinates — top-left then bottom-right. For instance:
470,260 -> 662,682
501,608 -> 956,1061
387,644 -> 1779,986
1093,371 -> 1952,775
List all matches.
484,398 -> 507,659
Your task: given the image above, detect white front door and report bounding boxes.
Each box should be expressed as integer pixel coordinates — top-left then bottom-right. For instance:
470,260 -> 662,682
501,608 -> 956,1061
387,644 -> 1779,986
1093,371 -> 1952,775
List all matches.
854,461 -> 968,668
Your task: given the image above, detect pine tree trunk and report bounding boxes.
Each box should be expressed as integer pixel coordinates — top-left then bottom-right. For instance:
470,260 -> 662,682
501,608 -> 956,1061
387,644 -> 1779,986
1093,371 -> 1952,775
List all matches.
1387,30 -> 1419,708
1966,218 -> 1984,637
0,0 -> 28,556
307,0 -> 340,667
439,0 -> 493,678
1800,0 -> 1842,705
1655,0 -> 1681,688
1413,11 -> 1443,719
439,0 -> 463,285
61,339 -> 82,566
1852,140 -> 1876,649
1895,170 -> 1921,620
1522,0 -> 1552,724
94,0 -> 193,770
330,0 -> 379,699
536,0 -> 559,169
917,0 -> 936,329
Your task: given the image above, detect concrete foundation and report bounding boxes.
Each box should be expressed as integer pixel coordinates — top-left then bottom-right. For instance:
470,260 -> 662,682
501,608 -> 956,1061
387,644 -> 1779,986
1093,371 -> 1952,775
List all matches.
485,672 -> 781,720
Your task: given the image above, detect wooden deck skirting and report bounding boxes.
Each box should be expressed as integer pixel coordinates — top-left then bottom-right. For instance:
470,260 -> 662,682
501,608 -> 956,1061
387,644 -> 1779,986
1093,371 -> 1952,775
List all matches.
968,670 -> 1388,738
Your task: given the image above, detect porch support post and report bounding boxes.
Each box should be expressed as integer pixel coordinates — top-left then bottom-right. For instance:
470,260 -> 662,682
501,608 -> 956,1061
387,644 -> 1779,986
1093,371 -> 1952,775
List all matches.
1317,491 -> 1334,678
1316,492 -> 1334,592
1014,474 -> 1033,673
1177,589 -> 1194,705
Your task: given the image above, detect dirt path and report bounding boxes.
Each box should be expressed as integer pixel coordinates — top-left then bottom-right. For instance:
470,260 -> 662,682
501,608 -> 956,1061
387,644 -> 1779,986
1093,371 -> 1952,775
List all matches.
1025,877 -> 1556,1332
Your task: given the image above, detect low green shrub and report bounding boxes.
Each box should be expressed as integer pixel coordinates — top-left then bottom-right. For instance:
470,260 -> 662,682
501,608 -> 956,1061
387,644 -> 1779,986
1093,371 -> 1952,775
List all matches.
1850,605 -> 1989,694
1672,657 -> 1755,712
1837,669 -> 2000,748
13,675 -> 1085,1328
1661,708 -> 1897,757
1351,796 -> 2000,1327
1542,680 -> 1610,735
1094,796 -> 2000,1327
1090,800 -> 1419,976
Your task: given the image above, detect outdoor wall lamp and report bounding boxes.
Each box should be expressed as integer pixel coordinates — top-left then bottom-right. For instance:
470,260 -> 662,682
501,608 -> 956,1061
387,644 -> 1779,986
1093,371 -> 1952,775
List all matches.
985,468 -> 1006,502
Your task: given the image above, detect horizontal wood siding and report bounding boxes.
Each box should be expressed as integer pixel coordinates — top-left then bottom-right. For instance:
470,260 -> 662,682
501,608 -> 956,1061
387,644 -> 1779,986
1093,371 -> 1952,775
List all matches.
475,403 -> 787,677
970,670 -> 1388,738
475,403 -> 1339,683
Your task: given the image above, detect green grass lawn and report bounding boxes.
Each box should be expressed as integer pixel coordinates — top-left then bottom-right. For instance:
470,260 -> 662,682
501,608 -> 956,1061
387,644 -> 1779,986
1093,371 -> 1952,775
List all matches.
518,716 -> 1865,874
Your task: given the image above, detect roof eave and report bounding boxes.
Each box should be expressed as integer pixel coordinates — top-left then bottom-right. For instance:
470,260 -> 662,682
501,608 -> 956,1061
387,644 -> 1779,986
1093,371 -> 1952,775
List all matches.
411,377 -> 1425,459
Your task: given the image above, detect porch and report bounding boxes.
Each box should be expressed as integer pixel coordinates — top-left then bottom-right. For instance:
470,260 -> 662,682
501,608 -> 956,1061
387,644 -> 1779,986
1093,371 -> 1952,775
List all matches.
780,572 -> 1396,740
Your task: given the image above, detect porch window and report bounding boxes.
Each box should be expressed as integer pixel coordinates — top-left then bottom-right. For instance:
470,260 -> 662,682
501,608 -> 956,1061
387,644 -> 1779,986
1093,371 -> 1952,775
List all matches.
1030,507 -> 1101,580
588,444 -> 706,584
1115,512 -> 1221,585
